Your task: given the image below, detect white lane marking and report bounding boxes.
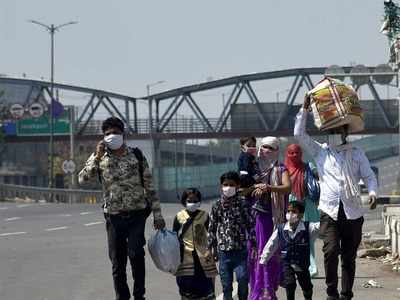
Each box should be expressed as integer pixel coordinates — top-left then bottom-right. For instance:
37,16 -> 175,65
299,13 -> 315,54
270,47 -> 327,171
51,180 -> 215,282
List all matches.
0,231 -> 27,237
59,214 -> 72,217
383,184 -> 394,188
80,212 -> 94,215
84,221 -> 104,226
17,204 -> 32,208
216,282 -> 237,300
0,207 -> 9,210
4,217 -> 21,221
45,226 -> 69,232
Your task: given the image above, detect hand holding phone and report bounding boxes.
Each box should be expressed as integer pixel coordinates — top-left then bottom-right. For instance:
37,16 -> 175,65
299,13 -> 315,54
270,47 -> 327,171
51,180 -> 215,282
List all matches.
96,141 -> 106,160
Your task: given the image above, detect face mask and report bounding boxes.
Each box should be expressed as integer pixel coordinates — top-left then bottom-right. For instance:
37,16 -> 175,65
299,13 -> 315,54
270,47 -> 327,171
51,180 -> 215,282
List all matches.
286,212 -> 299,224
245,146 -> 258,157
287,151 -> 302,164
222,186 -> 236,198
104,134 -> 124,150
259,147 -> 276,158
186,202 -> 201,212
259,147 -> 278,169
328,134 -> 343,147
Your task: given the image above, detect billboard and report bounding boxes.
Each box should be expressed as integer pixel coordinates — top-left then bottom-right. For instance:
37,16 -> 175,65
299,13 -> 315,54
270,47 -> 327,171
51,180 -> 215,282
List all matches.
16,110 -> 70,136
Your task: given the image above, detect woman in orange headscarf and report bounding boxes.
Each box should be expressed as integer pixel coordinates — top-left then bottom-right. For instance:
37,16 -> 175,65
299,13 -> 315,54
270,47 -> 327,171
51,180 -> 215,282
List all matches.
285,144 -> 320,277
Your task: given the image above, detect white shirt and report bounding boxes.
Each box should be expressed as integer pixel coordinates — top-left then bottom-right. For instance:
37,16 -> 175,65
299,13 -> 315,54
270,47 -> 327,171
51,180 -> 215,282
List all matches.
294,108 -> 378,220
259,220 -> 320,264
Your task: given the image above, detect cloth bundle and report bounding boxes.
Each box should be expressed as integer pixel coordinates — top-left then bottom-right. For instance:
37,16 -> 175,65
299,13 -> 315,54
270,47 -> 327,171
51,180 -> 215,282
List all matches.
307,77 -> 364,133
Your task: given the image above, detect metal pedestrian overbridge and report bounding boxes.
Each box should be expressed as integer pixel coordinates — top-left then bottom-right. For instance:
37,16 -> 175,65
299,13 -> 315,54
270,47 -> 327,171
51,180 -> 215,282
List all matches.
1,65 -> 398,142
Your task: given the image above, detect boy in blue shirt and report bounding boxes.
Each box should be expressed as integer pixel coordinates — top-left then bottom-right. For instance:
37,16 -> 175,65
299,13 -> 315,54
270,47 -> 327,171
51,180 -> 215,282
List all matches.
260,201 -> 320,300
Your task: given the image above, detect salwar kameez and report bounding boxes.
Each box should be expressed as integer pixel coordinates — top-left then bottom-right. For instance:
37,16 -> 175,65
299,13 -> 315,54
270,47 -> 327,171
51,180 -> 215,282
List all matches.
304,197 -> 320,277
248,162 -> 287,300
249,211 -> 281,300
285,144 -> 321,278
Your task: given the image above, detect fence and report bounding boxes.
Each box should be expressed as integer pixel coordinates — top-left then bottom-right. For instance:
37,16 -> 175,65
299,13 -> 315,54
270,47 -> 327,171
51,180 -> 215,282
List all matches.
0,162 -> 238,204
0,183 -> 102,204
77,117 -> 228,135
155,162 -> 236,201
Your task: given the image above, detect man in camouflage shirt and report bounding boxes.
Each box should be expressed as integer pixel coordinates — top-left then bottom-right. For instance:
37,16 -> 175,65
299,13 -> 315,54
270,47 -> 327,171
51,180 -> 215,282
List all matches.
79,117 -> 165,300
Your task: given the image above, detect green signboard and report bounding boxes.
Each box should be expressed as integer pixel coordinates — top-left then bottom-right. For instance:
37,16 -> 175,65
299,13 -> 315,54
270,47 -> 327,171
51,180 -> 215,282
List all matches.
17,111 -> 70,136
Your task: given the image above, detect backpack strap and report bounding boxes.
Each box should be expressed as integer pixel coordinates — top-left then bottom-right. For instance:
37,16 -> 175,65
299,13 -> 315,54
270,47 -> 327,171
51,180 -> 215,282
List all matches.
132,147 -> 145,187
180,210 -> 202,240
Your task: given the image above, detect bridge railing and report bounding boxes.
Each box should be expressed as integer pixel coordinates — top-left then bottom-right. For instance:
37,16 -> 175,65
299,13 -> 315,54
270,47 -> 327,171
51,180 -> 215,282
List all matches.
0,184 -> 102,204
76,100 -> 399,136
76,117 -> 228,135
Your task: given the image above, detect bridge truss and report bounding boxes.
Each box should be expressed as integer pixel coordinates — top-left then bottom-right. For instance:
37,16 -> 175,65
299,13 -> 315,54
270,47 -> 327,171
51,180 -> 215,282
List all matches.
1,66 -> 399,142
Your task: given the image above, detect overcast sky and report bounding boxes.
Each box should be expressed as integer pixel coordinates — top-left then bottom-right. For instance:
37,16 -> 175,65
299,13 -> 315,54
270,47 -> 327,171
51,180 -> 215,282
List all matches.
0,0 -> 394,119
0,1 -> 390,92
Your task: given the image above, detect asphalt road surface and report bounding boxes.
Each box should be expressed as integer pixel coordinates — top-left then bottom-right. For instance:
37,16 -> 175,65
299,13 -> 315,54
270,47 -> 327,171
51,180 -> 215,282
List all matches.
0,201 -> 399,300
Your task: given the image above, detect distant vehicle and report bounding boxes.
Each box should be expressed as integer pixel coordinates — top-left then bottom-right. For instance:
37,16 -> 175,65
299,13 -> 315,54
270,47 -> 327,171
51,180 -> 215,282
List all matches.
358,166 -> 379,194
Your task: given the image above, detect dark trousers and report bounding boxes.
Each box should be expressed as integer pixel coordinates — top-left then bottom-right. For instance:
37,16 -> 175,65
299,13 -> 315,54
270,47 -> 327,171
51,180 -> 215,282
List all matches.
218,249 -> 248,300
320,203 -> 363,300
282,263 -> 313,300
106,211 -> 147,300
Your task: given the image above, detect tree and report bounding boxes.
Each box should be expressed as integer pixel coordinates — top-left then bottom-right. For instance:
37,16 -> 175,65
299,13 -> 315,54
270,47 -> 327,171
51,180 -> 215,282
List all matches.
381,1 -> 400,63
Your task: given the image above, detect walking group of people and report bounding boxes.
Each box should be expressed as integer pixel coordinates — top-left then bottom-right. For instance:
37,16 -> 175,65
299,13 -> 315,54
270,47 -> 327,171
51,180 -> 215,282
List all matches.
79,95 -> 378,300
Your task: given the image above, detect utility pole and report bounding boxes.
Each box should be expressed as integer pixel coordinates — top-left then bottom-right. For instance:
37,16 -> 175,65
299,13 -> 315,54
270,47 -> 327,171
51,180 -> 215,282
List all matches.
69,106 -> 76,188
28,20 -> 78,195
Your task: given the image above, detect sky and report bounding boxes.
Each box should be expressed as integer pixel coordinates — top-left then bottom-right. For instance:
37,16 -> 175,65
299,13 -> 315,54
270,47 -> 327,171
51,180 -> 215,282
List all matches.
0,0 -> 394,118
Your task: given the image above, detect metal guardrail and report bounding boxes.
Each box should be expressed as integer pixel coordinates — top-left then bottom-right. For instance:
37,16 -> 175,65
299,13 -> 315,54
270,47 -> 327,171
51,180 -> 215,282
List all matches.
0,183 -> 102,204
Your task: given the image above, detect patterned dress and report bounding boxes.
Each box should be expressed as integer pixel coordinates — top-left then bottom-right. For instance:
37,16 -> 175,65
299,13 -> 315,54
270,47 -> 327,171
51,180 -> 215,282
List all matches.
249,163 -> 288,300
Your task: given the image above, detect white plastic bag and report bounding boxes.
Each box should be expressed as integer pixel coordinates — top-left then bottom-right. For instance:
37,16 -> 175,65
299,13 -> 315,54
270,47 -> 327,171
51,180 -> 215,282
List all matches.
148,229 -> 180,275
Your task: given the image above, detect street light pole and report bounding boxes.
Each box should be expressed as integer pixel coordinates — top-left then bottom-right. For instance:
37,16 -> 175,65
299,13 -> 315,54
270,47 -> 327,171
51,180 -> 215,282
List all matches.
146,80 -> 165,193
146,81 -> 165,131
29,20 -> 77,192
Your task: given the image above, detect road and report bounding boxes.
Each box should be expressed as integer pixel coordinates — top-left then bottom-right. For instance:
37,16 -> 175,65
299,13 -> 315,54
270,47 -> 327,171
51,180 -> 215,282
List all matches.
0,201 -> 399,300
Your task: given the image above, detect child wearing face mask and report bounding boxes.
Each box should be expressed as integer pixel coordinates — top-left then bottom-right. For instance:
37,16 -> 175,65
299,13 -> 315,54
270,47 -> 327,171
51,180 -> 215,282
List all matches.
208,171 -> 256,300
285,144 -> 320,278
260,201 -> 320,300
237,136 -> 259,188
173,188 -> 218,300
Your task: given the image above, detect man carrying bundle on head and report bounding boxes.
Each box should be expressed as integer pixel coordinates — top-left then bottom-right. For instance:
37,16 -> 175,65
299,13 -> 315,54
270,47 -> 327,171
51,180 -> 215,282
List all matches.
293,77 -> 378,300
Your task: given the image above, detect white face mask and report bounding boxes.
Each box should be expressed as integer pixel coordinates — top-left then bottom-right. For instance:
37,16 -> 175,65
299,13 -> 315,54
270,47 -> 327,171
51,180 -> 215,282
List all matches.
104,134 -> 124,150
328,134 -> 343,147
222,186 -> 236,198
286,212 -> 299,224
258,147 -> 279,170
186,202 -> 201,212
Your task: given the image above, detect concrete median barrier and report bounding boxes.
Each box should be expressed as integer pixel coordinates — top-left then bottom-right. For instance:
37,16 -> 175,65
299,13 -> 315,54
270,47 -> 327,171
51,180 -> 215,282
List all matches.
382,204 -> 400,258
